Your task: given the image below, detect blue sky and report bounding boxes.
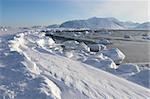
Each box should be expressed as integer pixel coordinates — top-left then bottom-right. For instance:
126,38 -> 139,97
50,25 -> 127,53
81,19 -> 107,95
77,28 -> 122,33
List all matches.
0,0 -> 149,27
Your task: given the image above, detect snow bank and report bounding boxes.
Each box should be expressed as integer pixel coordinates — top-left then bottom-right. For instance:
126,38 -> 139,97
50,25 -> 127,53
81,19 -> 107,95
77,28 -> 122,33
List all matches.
129,69 -> 150,88
33,76 -> 61,99
102,48 -> 125,64
24,46 -> 150,99
117,63 -> 140,74
0,32 -> 61,99
1,30 -> 150,99
0,75 -> 61,99
21,52 -> 41,74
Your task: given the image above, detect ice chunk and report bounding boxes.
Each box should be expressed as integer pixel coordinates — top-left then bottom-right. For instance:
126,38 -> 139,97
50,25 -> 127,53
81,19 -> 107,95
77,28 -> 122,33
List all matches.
84,57 -> 117,69
63,40 -> 79,50
36,37 -> 55,48
77,42 -> 90,52
89,44 -> 106,52
102,48 -> 125,64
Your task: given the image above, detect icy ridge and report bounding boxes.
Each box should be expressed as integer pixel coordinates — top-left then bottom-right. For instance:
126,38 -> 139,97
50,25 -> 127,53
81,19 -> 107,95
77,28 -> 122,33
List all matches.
6,32 -> 62,99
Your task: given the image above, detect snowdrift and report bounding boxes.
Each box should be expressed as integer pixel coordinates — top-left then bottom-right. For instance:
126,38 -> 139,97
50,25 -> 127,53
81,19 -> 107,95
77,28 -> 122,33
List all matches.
0,31 -> 149,99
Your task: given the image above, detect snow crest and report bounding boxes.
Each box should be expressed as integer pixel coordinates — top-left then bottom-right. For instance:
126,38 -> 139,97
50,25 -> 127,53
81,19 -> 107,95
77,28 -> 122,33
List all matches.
1,32 -> 62,99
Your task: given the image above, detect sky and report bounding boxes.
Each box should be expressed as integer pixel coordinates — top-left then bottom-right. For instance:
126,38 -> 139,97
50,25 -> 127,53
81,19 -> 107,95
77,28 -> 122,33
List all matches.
0,0 -> 149,27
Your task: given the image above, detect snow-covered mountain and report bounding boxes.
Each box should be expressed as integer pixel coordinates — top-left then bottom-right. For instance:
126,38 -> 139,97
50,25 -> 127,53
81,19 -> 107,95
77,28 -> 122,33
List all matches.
60,17 -> 125,29
47,24 -> 60,28
134,22 -> 150,30
58,17 -> 149,30
120,21 -> 140,29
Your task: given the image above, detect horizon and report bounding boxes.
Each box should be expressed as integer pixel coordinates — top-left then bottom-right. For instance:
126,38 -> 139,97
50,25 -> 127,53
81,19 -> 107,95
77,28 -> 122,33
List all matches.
1,0 -> 149,27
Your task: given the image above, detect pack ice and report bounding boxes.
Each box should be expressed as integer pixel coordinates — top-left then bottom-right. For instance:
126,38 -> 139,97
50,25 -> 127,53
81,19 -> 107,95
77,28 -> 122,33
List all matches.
0,30 -> 149,99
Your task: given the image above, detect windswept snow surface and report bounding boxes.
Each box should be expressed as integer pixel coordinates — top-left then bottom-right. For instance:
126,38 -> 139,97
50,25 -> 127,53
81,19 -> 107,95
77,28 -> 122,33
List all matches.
0,31 -> 150,99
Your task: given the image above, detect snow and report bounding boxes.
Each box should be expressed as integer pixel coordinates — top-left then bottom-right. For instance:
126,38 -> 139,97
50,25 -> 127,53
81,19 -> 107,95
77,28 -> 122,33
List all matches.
129,69 -> 150,88
36,37 -> 55,48
60,17 -> 125,29
0,30 -> 150,99
9,33 -> 25,52
37,76 -> 61,99
135,22 -> 150,30
102,48 -> 125,64
77,42 -> 90,52
63,50 -> 74,58
117,63 -> 140,74
63,40 -> 79,50
83,58 -> 117,69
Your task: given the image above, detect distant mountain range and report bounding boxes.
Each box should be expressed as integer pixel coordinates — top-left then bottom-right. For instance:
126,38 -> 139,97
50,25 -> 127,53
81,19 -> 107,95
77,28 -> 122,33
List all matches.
46,24 -> 60,28
134,22 -> 150,29
48,17 -> 150,30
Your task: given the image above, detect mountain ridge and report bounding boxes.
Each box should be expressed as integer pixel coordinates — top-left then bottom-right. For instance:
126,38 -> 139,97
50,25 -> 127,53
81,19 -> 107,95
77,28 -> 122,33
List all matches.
47,17 -> 149,30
